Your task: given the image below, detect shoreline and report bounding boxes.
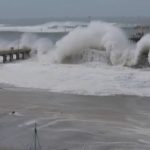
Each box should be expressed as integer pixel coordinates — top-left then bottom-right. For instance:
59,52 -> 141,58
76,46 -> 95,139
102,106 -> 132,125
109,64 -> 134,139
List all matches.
0,83 -> 150,98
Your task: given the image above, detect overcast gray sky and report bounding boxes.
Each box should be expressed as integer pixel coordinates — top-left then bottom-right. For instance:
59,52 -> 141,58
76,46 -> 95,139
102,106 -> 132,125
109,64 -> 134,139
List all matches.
0,0 -> 150,18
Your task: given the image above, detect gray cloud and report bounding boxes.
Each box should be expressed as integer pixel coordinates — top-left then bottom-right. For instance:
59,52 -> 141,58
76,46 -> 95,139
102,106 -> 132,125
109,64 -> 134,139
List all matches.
0,0 -> 149,18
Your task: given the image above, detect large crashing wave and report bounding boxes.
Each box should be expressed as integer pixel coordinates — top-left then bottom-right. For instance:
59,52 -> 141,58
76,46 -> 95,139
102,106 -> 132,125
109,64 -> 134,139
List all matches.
54,21 -> 129,65
53,21 -> 150,67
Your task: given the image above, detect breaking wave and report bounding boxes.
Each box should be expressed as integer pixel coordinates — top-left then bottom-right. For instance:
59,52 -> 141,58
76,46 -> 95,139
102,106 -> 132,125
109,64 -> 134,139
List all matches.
53,21 -> 150,67
0,21 -> 143,33
134,34 -> 150,67
0,21 -> 88,33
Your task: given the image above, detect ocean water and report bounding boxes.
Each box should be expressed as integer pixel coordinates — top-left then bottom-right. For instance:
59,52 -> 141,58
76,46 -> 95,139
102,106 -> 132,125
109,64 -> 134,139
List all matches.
0,18 -> 150,97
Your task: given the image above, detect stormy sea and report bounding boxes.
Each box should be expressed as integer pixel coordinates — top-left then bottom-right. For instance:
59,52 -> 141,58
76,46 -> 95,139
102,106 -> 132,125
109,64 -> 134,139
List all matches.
0,17 -> 150,150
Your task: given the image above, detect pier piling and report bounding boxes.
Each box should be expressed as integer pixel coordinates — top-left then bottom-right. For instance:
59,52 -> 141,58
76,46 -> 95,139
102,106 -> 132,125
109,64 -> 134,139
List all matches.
0,48 -> 31,63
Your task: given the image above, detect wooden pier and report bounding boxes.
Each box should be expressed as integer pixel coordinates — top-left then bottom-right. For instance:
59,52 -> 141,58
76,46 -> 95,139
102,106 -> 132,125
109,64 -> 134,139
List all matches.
0,47 -> 31,63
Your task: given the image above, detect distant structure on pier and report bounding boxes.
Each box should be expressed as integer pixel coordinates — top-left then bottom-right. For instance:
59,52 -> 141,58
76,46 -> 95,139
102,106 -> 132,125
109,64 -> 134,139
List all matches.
0,47 -> 31,63
129,25 -> 150,42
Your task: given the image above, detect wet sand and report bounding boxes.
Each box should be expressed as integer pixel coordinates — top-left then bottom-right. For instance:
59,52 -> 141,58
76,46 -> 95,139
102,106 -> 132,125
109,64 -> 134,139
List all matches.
0,87 -> 150,150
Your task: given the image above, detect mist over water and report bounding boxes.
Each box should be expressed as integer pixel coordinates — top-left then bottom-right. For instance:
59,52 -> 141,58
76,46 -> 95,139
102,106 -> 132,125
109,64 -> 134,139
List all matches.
0,33 -> 53,60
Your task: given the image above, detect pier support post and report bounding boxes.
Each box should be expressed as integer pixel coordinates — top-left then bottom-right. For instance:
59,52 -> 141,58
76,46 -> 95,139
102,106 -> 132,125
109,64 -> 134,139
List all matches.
3,55 -> 7,63
9,54 -> 13,61
0,48 -> 31,63
27,51 -> 30,57
22,52 -> 25,59
16,53 -> 20,60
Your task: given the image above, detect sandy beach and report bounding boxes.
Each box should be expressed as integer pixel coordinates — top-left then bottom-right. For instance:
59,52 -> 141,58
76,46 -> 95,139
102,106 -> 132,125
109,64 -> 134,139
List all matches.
0,86 -> 150,150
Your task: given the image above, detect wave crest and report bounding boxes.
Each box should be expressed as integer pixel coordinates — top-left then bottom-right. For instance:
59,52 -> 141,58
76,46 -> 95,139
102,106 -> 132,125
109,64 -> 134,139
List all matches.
54,22 -> 129,65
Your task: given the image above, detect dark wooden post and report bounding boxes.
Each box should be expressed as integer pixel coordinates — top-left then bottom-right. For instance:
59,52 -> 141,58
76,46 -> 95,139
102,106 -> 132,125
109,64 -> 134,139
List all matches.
16,52 -> 20,60
9,54 -> 13,61
22,52 -> 25,59
3,55 -> 7,63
